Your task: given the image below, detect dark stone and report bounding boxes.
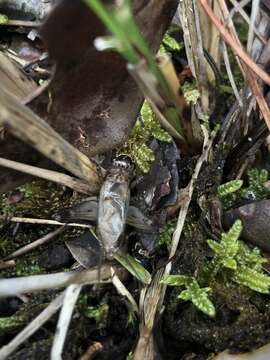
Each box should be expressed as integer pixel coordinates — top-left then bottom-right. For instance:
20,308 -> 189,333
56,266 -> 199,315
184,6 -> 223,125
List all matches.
38,243 -> 73,270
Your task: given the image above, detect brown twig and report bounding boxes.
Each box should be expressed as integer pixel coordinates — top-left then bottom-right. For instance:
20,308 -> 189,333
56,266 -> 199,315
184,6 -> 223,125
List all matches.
0,20 -> 41,27
0,157 -> 94,194
0,215 -> 92,229
199,0 -> 270,86
79,342 -> 103,360
207,0 -> 270,130
4,226 -> 66,261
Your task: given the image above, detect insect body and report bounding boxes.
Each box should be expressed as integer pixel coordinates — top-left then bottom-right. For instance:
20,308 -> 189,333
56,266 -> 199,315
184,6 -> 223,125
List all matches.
98,156 -> 133,259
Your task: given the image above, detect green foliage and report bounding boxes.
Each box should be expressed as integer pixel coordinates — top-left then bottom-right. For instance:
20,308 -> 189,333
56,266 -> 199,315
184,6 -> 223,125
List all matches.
182,82 -> 200,105
206,220 -> 270,294
159,219 -> 177,247
78,294 -> 109,329
159,25 -> 183,55
164,221 -> 270,317
218,180 -> 243,197
15,258 -> 43,277
84,0 -> 170,97
241,168 -> 269,201
207,220 -> 242,275
162,275 -> 215,317
219,169 -> 270,210
121,101 -> 171,173
0,14 -> 8,25
113,252 -> 152,284
0,316 -> 23,332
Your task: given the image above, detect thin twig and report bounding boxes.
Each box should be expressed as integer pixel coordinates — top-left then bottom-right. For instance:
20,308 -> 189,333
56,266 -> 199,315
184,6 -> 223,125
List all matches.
221,41 -> 243,106
51,284 -> 82,360
111,267 -> 139,314
0,260 -> 16,270
199,0 -> 270,86
79,342 -> 103,360
0,20 -> 41,27
0,265 -> 122,297
0,88 -> 101,191
205,0 -> 270,130
228,0 -> 266,45
0,157 -> 94,194
247,0 -> 260,54
4,226 -> 66,261
229,0 -> 251,19
0,216 -> 92,229
0,291 -> 65,360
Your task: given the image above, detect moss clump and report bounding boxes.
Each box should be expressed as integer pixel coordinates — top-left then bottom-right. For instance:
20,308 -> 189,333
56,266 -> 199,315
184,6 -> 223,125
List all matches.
182,81 -> 200,105
218,169 -> 270,210
120,101 -> 171,173
0,315 -> 24,333
162,220 -> 270,317
162,275 -> 215,317
158,219 -> 177,248
159,25 -> 184,55
0,14 -> 8,25
78,294 -> 109,330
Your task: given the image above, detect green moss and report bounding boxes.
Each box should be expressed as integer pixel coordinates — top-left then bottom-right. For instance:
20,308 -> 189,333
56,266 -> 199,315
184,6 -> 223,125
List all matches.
0,315 -> 24,333
162,275 -> 215,317
0,14 -> 8,25
15,258 -> 43,277
120,101 -> 171,173
163,221 -> 270,317
182,81 -> 200,105
78,294 -> 109,329
159,219 -> 177,248
219,169 -> 270,210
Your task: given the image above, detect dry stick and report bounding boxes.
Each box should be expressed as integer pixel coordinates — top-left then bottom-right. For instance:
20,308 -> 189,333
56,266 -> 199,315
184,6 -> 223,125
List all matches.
0,157 -> 93,194
0,20 -> 41,27
0,215 -> 92,229
4,226 -> 66,261
0,291 -> 66,360
213,0 -> 270,130
178,0 -> 209,113
0,88 -> 101,192
79,342 -> 103,360
0,264 -> 120,297
221,41 -> 243,107
230,0 -> 252,19
199,0 -> 270,87
0,260 -> 15,270
111,267 -> 139,314
51,284 -> 82,360
134,126 -> 215,360
247,0 -> 260,54
228,0 -> 266,45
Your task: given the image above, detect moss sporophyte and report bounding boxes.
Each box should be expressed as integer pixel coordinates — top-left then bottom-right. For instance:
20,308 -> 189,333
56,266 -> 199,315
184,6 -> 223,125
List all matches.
162,220 -> 270,317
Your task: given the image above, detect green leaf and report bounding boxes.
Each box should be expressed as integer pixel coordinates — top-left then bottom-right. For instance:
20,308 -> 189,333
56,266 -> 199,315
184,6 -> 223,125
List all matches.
207,239 -> 223,255
161,274 -> 190,286
233,266 -> 270,294
218,180 -> 243,197
222,258 -> 237,270
114,252 -> 152,285
0,14 -> 8,25
178,289 -> 192,301
191,289 -> 216,317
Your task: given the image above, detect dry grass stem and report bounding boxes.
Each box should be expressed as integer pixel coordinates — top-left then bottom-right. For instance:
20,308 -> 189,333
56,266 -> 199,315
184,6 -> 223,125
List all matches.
0,265 -> 121,297
0,157 -> 94,194
4,226 -> 66,261
0,215 -> 92,229
0,89 -> 101,191
0,291 -> 66,360
51,284 -> 82,360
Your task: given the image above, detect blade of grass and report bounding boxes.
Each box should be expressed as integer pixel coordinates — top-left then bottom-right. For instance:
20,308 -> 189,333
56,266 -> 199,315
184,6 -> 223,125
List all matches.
113,252 -> 151,285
